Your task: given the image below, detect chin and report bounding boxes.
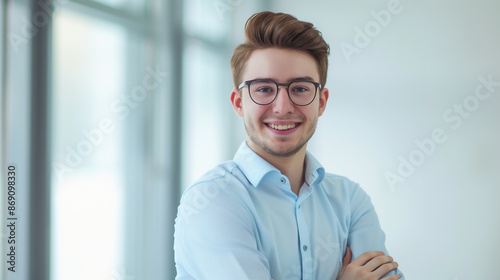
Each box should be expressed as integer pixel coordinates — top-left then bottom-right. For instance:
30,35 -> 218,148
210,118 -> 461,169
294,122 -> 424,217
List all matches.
260,140 -> 307,158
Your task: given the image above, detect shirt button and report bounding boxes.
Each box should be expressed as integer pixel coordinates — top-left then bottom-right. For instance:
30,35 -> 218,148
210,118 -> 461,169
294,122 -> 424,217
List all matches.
297,205 -> 301,209
280,177 -> 286,184
303,245 -> 308,251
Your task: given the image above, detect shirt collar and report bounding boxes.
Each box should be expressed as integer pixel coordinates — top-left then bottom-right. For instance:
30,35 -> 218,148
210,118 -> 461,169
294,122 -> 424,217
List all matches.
233,141 -> 325,188
304,151 -> 325,187
233,142 -> 279,187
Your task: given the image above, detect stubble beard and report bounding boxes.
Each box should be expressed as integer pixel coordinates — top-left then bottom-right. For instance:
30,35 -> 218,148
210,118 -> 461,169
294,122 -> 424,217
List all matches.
244,118 -> 318,158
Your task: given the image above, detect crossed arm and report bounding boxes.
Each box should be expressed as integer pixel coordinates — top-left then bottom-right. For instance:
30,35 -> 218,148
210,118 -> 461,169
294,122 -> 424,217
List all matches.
271,248 -> 401,280
336,247 -> 402,280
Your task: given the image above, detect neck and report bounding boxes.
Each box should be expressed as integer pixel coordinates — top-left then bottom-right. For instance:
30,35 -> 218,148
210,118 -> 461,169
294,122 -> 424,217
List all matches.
249,143 -> 307,196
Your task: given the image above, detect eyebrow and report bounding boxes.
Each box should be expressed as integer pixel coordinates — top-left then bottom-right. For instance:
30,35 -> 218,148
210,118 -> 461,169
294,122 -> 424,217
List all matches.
253,76 -> 317,83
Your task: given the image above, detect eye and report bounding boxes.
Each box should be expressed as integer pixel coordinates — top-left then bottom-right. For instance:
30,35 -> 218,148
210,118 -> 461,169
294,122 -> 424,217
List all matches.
290,83 -> 312,94
257,86 -> 275,93
251,80 -> 276,95
291,86 -> 308,93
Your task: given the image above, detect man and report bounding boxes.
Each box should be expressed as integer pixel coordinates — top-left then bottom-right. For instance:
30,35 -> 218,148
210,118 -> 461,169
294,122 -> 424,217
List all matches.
174,11 -> 404,280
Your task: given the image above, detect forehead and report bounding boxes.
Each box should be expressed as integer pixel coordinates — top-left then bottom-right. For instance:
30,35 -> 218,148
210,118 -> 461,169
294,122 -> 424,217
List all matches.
242,48 -> 319,82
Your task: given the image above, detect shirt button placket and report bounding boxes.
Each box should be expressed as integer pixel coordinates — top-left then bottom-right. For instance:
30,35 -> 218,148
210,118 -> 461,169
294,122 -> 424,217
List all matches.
295,201 -> 312,279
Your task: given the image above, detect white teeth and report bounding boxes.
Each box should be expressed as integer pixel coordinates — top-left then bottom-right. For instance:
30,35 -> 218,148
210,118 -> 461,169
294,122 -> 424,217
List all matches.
268,123 -> 296,130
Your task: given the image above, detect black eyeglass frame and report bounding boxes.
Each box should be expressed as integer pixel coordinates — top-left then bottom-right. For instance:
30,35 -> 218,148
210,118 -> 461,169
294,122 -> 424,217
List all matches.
237,78 -> 321,106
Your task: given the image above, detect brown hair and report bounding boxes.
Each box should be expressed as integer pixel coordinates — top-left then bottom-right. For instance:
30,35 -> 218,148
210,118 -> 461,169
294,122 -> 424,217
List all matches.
231,11 -> 330,89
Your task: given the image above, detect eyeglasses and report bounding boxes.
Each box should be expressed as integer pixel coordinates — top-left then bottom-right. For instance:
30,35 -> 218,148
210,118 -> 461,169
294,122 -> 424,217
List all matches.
238,79 -> 321,106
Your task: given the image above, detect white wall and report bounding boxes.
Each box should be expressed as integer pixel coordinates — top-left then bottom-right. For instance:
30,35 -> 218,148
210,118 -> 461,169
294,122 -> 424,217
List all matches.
268,0 -> 500,279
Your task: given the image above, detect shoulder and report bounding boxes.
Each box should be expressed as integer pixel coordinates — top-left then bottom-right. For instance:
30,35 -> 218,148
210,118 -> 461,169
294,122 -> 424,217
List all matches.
321,173 -> 362,195
190,160 -> 239,186
323,173 -> 358,186
177,160 -> 254,225
319,173 -> 372,209
182,160 -> 250,202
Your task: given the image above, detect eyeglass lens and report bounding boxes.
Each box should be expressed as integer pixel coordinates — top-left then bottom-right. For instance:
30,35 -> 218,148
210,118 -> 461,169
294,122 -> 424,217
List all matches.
249,80 -> 316,105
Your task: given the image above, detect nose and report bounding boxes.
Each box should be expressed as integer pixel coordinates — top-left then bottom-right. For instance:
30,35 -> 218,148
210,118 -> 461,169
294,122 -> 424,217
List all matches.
272,86 -> 295,115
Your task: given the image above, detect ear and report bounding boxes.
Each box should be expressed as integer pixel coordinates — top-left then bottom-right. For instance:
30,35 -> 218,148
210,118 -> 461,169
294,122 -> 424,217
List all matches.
318,87 -> 329,117
230,88 -> 244,117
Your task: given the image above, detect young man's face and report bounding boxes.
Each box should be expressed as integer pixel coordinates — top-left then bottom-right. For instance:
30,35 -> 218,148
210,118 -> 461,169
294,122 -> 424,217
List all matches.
231,48 -> 329,158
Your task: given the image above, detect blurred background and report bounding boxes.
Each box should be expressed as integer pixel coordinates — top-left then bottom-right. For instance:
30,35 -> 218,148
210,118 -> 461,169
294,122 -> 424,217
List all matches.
1,0 -> 499,279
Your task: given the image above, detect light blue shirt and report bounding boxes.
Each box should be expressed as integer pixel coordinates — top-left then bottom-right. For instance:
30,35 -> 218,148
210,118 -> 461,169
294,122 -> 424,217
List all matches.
174,142 -> 404,280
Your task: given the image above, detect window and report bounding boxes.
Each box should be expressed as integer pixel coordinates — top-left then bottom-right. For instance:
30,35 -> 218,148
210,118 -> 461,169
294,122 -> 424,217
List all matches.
51,9 -> 128,280
49,1 -> 172,279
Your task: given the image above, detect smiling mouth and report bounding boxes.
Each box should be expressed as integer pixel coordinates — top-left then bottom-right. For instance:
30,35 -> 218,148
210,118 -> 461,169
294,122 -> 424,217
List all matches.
267,123 -> 297,131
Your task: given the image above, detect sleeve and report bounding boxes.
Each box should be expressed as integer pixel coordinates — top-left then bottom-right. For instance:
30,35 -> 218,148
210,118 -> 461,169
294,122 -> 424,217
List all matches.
347,184 -> 405,279
174,182 -> 272,280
